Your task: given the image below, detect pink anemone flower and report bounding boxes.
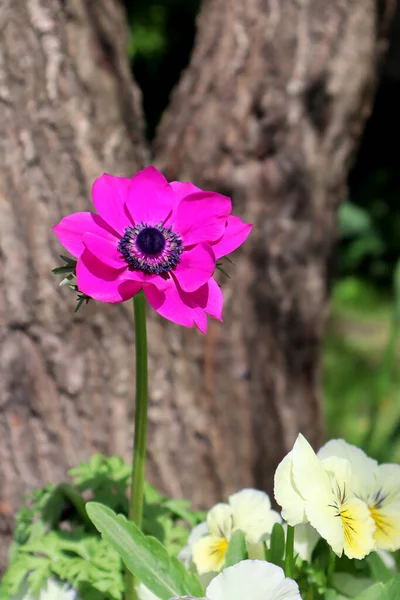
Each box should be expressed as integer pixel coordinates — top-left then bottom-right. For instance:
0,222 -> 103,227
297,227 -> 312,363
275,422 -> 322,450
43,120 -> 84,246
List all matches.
53,166 -> 252,333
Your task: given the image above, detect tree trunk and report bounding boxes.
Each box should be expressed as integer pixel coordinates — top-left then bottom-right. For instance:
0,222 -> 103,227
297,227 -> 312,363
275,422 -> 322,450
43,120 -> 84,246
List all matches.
0,0 -> 390,571
0,0 -> 148,569
154,0 -> 386,490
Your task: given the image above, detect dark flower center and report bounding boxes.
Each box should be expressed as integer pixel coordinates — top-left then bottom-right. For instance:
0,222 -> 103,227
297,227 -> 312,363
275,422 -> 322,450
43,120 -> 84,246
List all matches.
118,222 -> 183,275
136,227 -> 166,255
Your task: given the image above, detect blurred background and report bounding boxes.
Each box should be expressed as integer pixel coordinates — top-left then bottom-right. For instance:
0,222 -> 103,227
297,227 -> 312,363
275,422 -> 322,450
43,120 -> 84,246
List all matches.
1,0 -> 399,573
124,0 -> 400,462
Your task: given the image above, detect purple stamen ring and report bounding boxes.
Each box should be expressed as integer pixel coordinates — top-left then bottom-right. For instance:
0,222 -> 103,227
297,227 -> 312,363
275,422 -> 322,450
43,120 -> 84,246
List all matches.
118,222 -> 183,274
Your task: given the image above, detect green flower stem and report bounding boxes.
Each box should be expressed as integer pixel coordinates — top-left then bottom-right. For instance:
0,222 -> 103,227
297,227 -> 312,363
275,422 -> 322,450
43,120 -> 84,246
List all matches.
284,525 -> 295,579
327,549 -> 336,587
126,291 -> 148,600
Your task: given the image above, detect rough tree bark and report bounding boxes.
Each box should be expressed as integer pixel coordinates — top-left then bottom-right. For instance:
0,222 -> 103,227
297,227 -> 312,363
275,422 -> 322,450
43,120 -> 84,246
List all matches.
0,0 -> 392,571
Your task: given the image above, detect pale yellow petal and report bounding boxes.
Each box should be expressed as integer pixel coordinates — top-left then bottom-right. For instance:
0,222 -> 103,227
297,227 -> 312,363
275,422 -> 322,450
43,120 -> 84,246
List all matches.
274,452 -> 307,526
304,491 -> 345,557
192,535 -> 229,574
321,456 -> 353,500
318,439 -> 377,498
370,506 -> 400,551
340,497 -> 375,559
291,434 -> 332,501
229,488 -> 281,544
207,503 -> 234,539
293,523 -> 320,562
369,464 -> 400,550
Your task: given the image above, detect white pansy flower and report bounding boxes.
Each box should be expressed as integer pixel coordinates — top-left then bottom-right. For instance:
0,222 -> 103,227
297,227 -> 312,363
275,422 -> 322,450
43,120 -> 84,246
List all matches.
293,523 -> 320,563
170,560 -> 302,600
179,522 -> 209,569
274,434 -> 375,559
13,579 -> 79,600
190,489 -> 281,574
318,439 -> 400,551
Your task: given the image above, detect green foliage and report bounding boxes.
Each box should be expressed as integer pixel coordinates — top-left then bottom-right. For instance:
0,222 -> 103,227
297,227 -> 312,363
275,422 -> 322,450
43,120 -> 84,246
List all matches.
52,255 -> 91,312
123,0 -> 200,137
1,455 -> 205,600
323,276 -> 400,463
224,530 -> 247,567
265,523 -> 285,569
1,533 -> 122,600
86,503 -> 204,600
365,553 -> 393,584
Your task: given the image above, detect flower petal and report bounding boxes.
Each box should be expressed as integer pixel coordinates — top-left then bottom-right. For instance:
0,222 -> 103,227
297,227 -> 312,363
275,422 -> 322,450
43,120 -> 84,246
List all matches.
178,522 -> 209,568
204,278 -> 223,321
52,212 -> 116,258
173,243 -> 216,292
304,493 -> 345,557
77,249 -> 141,303
192,535 -> 229,574
206,560 -> 301,600
92,174 -> 132,236
370,464 -> 400,550
318,439 -> 378,499
170,180 -> 202,201
212,216 -> 253,259
193,309 -> 208,335
274,452 -> 307,526
171,191 -> 232,246
293,523 -> 320,562
207,503 -> 234,539
144,277 -> 209,332
83,232 -> 125,269
125,166 -> 175,225
291,434 -> 332,501
229,489 -> 281,544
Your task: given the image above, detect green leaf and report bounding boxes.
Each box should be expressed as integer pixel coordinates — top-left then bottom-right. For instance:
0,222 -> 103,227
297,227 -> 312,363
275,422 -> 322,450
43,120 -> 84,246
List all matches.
352,582 -> 384,600
380,573 -> 400,600
393,258 -> 400,321
334,572 -> 376,598
86,502 -> 204,600
338,202 -> 372,239
224,530 -> 247,567
267,523 -> 285,568
366,552 -> 392,584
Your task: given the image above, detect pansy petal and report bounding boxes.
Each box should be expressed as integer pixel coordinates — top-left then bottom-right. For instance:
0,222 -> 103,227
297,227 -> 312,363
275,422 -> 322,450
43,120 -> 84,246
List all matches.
76,250 -> 141,303
204,278 -> 223,321
192,535 -> 229,574
370,464 -> 400,550
173,243 -> 216,292
212,216 -> 253,259
306,493 -> 375,559
178,522 -> 209,568
304,494 -> 345,557
229,489 -> 280,544
371,505 -> 400,551
125,166 -> 175,225
207,503 -> 234,539
274,452 -> 307,526
83,232 -> 125,269
52,212 -> 117,258
171,191 -> 231,246
293,523 -> 320,562
318,439 -> 378,499
92,174 -> 132,236
206,560 -> 301,600
291,434 -> 331,501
